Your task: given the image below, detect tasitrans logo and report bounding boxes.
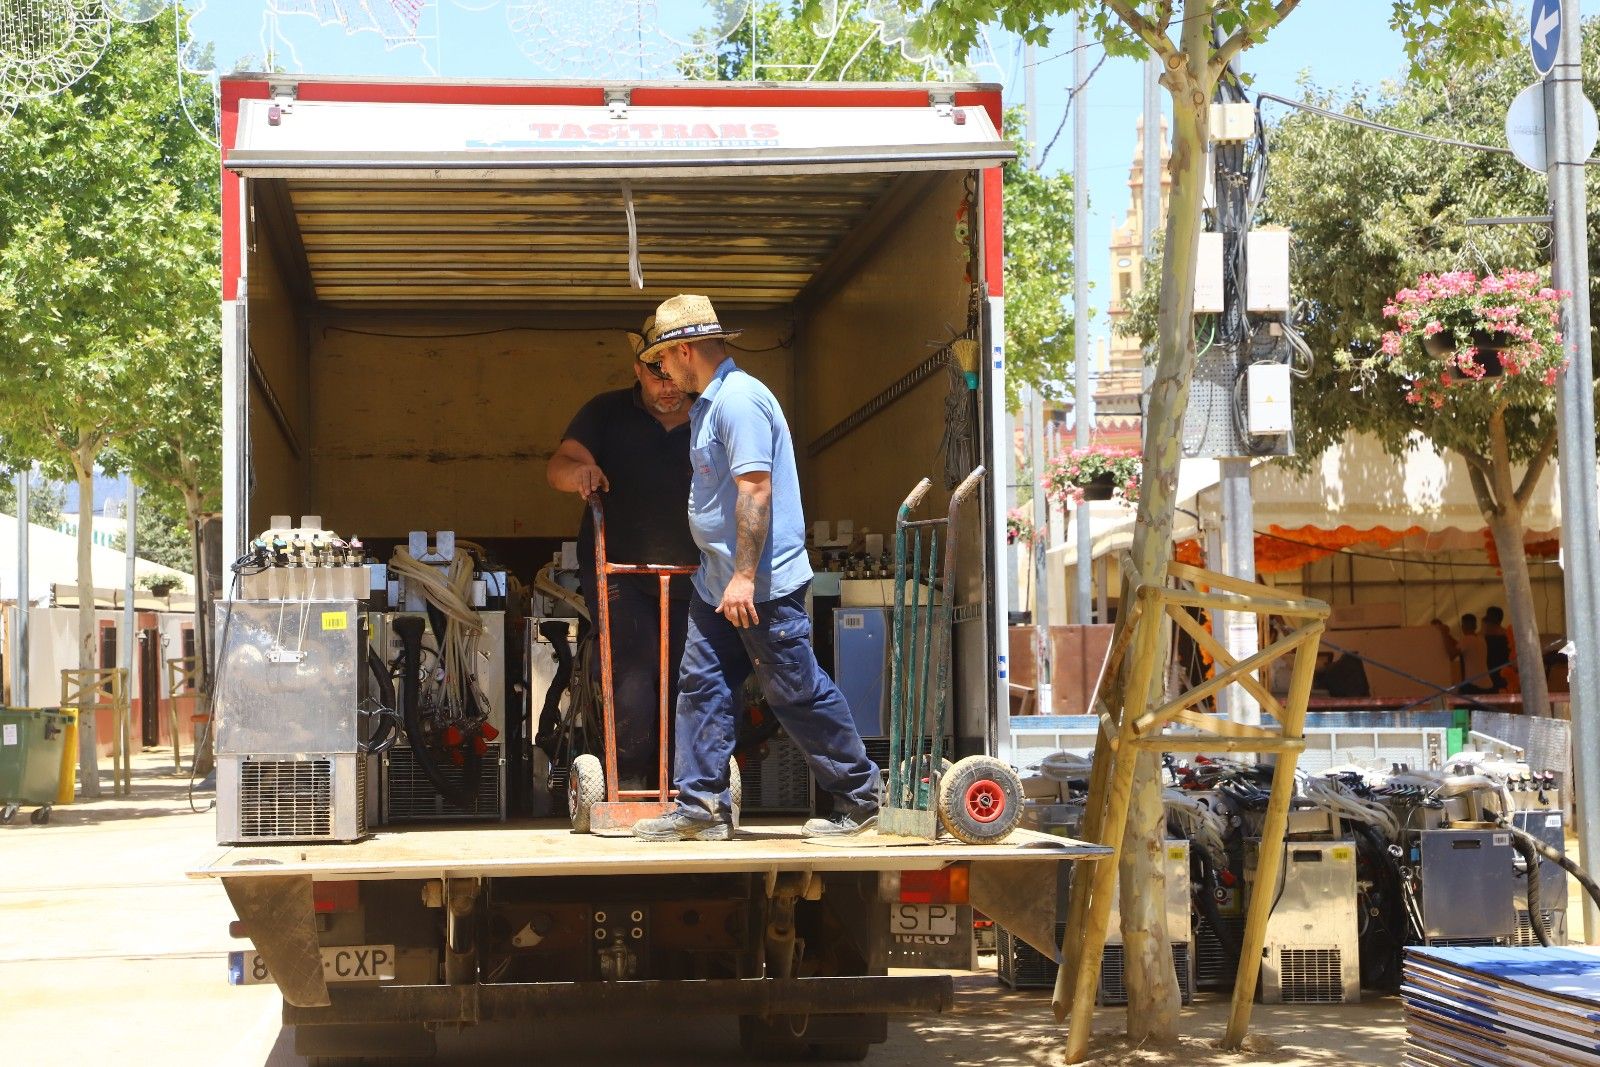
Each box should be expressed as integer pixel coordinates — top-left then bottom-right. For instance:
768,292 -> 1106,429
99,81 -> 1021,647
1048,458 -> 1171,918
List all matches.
469,120 -> 781,151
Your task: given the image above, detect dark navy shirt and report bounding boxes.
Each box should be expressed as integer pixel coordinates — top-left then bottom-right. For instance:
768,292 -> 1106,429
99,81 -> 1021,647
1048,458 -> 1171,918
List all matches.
563,385 -> 697,596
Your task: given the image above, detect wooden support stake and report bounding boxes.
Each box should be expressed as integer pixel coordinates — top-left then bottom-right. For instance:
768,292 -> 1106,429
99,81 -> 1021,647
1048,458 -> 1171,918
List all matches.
1134,628 -> 1312,734
1167,562 -> 1330,617
1165,604 -> 1288,722
1222,622 -> 1323,1048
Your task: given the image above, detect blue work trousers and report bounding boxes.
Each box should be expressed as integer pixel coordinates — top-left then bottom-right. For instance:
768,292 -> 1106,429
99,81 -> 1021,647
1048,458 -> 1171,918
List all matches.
674,583 -> 879,822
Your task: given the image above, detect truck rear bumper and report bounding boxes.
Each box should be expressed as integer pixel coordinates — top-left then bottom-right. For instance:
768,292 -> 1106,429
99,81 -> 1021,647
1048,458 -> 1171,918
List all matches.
284,975 -> 953,1026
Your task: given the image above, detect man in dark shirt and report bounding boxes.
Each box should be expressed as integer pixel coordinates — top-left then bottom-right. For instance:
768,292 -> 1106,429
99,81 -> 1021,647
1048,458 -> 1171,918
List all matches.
1313,648 -> 1370,698
1482,606 -> 1511,692
547,325 -> 697,786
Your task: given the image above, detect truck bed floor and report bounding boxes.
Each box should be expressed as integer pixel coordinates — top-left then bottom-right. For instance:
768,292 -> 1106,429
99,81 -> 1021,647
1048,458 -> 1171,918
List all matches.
190,819 -> 1104,881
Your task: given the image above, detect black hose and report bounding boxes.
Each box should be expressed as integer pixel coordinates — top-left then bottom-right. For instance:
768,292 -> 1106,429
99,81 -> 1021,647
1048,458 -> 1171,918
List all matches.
363,645 -> 398,753
535,621 -> 574,755
1508,828 -> 1552,947
1500,816 -> 1600,917
394,615 -> 474,810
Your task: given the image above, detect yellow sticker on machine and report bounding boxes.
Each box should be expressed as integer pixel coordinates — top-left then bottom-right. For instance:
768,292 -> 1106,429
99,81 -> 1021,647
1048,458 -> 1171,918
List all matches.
1331,847 -> 1354,862
321,611 -> 349,631
1168,846 -> 1187,861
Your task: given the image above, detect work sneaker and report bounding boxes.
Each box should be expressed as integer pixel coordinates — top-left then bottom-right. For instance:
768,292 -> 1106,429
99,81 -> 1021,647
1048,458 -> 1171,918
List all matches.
802,808 -> 879,838
632,809 -> 732,842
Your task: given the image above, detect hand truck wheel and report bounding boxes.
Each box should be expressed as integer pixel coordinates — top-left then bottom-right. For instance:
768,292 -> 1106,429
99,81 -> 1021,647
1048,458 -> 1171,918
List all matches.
937,755 -> 1023,844
1,803 -> 17,824
567,754 -> 605,834
30,805 -> 51,825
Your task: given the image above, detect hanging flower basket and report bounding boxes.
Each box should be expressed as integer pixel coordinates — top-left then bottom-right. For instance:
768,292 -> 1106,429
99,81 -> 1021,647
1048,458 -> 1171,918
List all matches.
1360,271 -> 1569,407
1080,471 -> 1118,501
1045,447 -> 1141,507
1006,508 -> 1035,547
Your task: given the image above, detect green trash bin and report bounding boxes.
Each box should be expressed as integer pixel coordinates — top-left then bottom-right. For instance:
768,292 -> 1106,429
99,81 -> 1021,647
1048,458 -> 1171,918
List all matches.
1,708 -> 70,825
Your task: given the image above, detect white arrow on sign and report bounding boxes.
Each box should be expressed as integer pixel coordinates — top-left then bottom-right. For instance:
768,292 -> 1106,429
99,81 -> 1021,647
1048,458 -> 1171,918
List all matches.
1534,3 -> 1560,48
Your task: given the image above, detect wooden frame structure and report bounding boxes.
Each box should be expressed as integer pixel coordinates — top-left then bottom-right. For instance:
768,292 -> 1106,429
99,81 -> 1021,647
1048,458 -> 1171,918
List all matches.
1052,560 -> 1329,1062
166,656 -> 199,773
60,667 -> 132,797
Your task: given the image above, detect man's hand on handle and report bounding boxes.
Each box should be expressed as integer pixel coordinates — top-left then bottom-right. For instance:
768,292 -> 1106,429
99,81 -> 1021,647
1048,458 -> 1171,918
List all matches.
574,463 -> 610,499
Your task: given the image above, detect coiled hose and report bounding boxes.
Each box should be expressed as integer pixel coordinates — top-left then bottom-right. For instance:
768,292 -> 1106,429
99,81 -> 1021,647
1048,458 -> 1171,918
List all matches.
1498,815 -> 1600,929
1507,827 -> 1552,947
394,615 -> 475,810
363,646 -> 398,754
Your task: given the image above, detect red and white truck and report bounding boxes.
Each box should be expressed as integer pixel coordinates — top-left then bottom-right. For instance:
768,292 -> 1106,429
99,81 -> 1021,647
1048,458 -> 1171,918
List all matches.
191,73 -> 1095,1062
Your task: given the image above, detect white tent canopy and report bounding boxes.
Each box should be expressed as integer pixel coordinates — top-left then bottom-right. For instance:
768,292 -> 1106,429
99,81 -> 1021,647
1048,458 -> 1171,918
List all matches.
0,512 -> 189,604
1050,432 -> 1563,571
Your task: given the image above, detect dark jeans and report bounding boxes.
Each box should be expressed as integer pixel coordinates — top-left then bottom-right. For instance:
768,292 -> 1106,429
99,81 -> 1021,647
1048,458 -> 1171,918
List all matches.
673,583 -> 879,822
581,572 -> 688,785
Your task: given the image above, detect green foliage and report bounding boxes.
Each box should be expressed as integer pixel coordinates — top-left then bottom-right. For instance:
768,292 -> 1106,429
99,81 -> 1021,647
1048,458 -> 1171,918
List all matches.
1003,109 -> 1077,412
1044,445 -> 1141,504
109,493 -> 194,573
862,1 -> 1512,77
680,0 -> 935,80
682,3 -> 1076,412
1259,21 -> 1600,470
0,474 -> 65,528
0,16 -> 220,520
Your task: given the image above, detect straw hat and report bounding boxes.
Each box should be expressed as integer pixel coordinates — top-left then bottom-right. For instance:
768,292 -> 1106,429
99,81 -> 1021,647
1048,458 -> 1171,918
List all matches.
626,314 -> 655,360
637,294 -> 742,364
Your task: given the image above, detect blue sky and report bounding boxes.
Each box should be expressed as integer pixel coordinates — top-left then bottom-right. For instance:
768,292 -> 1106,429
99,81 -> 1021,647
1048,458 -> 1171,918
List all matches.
180,1 -> 1564,352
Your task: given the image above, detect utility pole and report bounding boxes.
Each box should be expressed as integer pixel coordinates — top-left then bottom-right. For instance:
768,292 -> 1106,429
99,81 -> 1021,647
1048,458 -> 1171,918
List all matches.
13,470 -> 28,707
1547,0 -> 1600,943
1072,18 -> 1093,628
121,484 -> 138,794
1025,39 -> 1052,686
1214,63 -> 1261,730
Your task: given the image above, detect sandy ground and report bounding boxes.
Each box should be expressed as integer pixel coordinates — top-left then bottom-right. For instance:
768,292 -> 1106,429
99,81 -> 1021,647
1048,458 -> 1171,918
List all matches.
2,752 -> 1415,1066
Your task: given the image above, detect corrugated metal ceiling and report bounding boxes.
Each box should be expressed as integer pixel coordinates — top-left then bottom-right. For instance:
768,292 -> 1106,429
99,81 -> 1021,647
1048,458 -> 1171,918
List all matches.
272,173 -> 901,310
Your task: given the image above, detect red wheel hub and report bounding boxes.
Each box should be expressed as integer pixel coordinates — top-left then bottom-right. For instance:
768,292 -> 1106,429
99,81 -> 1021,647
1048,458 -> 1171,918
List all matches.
964,779 -> 1006,824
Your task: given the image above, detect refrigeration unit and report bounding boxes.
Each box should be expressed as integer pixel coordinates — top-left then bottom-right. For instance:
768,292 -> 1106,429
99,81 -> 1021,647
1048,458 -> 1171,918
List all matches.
214,597 -> 372,845
1099,840 -> 1195,1006
370,610 -> 508,822
1511,805 -> 1569,947
1247,839 -> 1361,1004
1418,828 -> 1518,947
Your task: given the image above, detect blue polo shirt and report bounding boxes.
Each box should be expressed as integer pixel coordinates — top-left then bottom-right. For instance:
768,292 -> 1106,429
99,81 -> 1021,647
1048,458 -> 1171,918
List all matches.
688,358 -> 813,605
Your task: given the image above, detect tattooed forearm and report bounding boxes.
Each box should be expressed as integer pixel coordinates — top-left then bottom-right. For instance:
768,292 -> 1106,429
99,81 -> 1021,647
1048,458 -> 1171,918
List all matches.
733,479 -> 771,578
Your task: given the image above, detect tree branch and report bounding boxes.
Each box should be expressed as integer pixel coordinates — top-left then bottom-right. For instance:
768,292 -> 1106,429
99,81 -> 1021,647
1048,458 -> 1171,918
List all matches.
1463,456 -> 1499,517
1102,0 -> 1178,61
1455,445 -> 1493,480
1211,0 -> 1303,77
1515,428 -> 1558,509
1155,0 -> 1175,34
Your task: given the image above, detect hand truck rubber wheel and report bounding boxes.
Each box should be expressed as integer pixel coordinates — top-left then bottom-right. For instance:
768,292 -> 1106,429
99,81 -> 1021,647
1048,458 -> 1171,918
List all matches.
937,755 -> 1024,844
30,805 -> 50,825
567,754 -> 605,834
1,803 -> 17,824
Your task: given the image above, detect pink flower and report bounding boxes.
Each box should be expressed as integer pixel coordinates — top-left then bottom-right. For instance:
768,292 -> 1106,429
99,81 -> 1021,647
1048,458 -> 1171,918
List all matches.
1380,332 -> 1402,356
1545,367 -> 1560,387
1431,393 -> 1446,409
1405,390 -> 1422,405
1423,320 -> 1444,337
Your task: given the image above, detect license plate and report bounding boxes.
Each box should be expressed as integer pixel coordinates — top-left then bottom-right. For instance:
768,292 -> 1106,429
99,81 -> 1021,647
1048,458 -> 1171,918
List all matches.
229,944 -> 396,986
891,903 -> 958,938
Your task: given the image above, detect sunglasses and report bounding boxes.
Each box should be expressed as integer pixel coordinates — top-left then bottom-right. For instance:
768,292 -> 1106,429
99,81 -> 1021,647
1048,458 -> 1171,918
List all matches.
640,357 -> 672,381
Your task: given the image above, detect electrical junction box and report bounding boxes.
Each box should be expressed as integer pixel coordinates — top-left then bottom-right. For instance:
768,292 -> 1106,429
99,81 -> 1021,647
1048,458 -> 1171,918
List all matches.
1247,230 -> 1292,312
1246,362 -> 1293,436
1210,102 -> 1256,143
1193,231 -> 1225,314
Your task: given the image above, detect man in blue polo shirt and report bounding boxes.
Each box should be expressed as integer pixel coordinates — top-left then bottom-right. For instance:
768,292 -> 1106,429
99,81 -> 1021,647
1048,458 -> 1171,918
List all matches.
547,322 -> 696,788
630,294 -> 880,842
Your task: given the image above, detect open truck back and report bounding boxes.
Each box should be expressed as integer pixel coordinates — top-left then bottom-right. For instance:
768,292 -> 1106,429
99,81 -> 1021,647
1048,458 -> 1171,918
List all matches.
192,75 -> 1103,1061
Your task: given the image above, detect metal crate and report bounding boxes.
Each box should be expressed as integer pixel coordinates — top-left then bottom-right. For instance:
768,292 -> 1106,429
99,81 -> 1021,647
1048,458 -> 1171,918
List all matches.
218,753 -> 367,844
383,743 -> 504,821
741,729 -> 812,813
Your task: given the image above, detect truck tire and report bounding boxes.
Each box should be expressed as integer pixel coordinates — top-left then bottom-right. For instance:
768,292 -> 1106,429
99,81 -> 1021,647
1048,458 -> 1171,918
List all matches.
937,755 -> 1023,844
738,1014 -> 808,1059
568,754 -> 604,834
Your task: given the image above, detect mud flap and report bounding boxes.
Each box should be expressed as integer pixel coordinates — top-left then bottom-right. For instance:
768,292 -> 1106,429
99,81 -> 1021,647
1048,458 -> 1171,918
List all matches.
968,858 -> 1075,962
223,874 -> 329,1007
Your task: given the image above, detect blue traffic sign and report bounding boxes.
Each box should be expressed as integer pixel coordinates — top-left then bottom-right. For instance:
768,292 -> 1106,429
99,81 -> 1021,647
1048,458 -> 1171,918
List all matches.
1530,0 -> 1562,77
